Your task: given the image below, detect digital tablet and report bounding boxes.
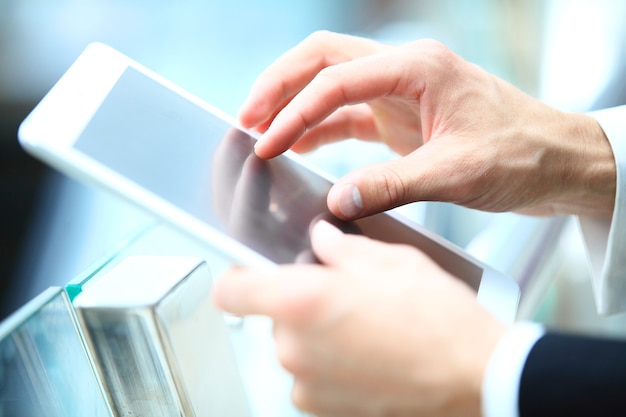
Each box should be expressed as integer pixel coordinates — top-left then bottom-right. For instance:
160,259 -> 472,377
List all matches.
18,43 -> 520,322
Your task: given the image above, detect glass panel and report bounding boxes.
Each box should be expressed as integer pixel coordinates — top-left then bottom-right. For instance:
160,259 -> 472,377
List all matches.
0,287 -> 112,417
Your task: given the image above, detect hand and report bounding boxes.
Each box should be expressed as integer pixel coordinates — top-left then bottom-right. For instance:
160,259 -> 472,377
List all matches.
239,31 -> 616,219
213,220 -> 508,417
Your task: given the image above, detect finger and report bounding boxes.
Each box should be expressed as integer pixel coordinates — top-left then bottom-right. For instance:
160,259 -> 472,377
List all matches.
212,265 -> 331,323
291,100 -> 424,156
239,31 -> 383,130
289,104 -> 380,154
254,49 -> 423,159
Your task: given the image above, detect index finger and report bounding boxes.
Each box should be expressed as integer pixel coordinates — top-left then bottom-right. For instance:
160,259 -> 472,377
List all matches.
239,31 -> 383,130
253,48 -> 423,159
212,265 -> 332,324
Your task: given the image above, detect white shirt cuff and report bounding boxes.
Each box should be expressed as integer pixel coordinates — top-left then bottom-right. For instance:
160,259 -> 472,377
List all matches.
581,105 -> 626,314
481,321 -> 545,417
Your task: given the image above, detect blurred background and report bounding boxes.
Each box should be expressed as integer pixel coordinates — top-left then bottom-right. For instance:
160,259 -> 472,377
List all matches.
1,0 -> 625,334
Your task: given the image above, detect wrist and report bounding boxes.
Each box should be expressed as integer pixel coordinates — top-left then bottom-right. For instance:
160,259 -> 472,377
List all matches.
465,320 -> 509,416
539,111 -> 616,218
569,113 -> 616,218
439,314 -> 509,417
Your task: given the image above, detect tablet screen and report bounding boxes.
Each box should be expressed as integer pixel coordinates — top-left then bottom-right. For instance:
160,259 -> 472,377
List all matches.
74,67 -> 482,290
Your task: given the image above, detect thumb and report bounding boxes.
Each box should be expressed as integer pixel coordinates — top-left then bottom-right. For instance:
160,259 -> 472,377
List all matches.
327,155 -> 435,219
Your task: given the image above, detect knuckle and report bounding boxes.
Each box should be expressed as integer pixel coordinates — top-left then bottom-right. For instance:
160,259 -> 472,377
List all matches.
408,38 -> 458,76
314,66 -> 347,105
274,278 -> 327,325
315,65 -> 340,84
413,38 -> 451,59
275,339 -> 310,376
305,29 -> 335,46
291,287 -> 325,321
291,381 -> 316,413
371,166 -> 408,209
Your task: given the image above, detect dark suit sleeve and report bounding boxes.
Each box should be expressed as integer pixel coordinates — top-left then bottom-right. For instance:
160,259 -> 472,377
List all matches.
519,331 -> 626,417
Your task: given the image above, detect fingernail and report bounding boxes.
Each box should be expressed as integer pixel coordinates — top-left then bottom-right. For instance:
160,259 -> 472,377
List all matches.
253,139 -> 262,154
333,183 -> 362,218
253,136 -> 268,158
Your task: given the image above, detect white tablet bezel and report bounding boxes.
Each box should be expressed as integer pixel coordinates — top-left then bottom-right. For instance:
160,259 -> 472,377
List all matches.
19,43 -> 279,269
